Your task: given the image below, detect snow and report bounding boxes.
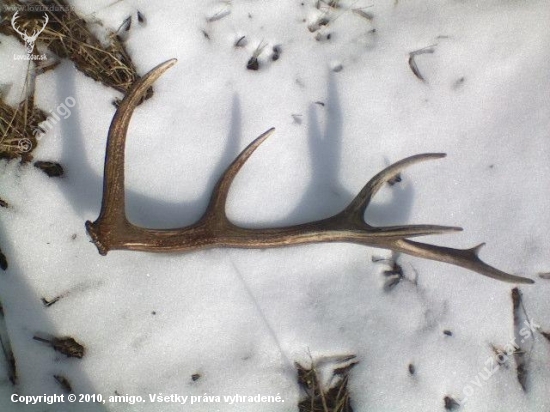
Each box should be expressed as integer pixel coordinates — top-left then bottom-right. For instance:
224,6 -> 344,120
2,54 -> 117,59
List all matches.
1,0 -> 550,411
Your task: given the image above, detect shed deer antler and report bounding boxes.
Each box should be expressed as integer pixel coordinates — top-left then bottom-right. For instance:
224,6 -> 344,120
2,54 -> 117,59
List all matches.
86,59 -> 533,284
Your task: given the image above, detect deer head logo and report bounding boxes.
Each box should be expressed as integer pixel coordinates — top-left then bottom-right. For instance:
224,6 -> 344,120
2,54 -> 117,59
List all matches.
11,11 -> 49,54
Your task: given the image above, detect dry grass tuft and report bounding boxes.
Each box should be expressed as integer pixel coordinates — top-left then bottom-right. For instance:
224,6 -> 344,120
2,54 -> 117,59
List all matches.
296,355 -> 357,412
0,94 -> 46,161
0,0 -> 151,159
0,0 -> 147,96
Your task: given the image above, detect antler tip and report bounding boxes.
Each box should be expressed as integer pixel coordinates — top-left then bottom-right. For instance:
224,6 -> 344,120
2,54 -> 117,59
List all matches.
263,127 -> 276,136
424,152 -> 446,159
468,242 -> 485,256
512,276 -> 535,285
153,58 -> 178,74
253,127 -> 276,145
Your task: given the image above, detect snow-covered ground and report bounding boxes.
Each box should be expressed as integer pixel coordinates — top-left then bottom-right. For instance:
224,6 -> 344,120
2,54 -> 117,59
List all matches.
1,0 -> 550,411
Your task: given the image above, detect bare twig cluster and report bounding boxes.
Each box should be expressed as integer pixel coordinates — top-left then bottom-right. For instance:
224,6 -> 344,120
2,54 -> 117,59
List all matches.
296,355 -> 357,412
0,93 -> 46,160
0,0 -> 144,95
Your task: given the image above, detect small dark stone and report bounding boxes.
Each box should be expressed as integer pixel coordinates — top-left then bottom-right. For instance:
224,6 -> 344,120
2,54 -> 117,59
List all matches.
444,396 -> 460,410
318,17 -> 329,27
143,86 -> 154,101
387,173 -> 402,186
383,276 -> 401,291
315,32 -> 331,42
247,56 -> 259,70
41,296 -> 61,307
443,330 -> 453,336
0,198 -> 8,208
34,161 -> 64,177
137,11 -> 145,24
452,77 -> 465,89
516,362 -> 527,392
120,16 -> 131,32
54,375 -> 73,392
191,373 -> 201,381
51,337 -> 85,358
408,363 -> 415,375
272,45 -> 281,61
0,248 -> 7,270
34,336 -> 85,358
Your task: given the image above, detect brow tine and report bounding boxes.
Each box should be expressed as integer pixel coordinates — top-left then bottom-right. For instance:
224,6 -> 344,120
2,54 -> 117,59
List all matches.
98,59 -> 177,224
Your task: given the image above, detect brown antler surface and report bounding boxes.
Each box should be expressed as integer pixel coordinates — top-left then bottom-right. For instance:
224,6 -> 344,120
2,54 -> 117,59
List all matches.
85,59 -> 534,284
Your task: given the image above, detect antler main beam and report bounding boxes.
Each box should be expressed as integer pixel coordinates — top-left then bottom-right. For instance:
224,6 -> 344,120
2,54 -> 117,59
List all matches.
85,59 -> 534,284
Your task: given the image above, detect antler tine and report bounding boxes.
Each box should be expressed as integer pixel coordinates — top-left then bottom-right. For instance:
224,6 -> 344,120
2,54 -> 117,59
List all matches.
95,59 -> 176,223
344,153 -> 447,220
85,59 -> 177,254
201,132 -> 460,238
336,153 -> 462,238
392,239 -> 535,284
360,224 -> 462,239
202,128 -> 276,223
